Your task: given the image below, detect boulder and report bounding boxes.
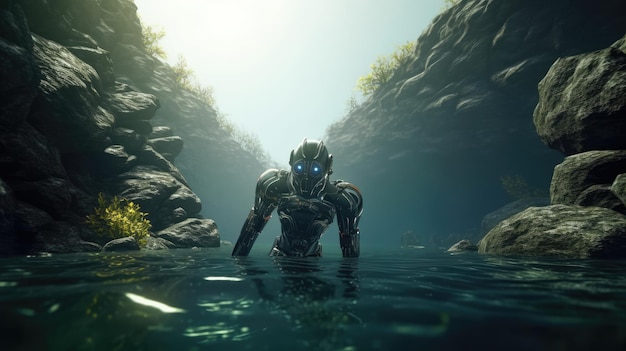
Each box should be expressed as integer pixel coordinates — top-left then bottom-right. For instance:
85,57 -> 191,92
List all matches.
102,236 -> 140,252
447,239 -> 478,253
148,136 -> 183,161
481,197 -> 549,235
114,166 -> 198,230
575,184 -> 626,214
67,45 -> 115,87
100,144 -> 136,174
116,119 -> 153,135
550,150 -> 626,205
115,166 -> 180,214
534,36 -> 626,155
149,126 -> 174,139
111,127 -> 144,153
478,205 -> 626,258
136,145 -> 187,185
155,218 -> 220,248
145,236 -> 176,250
106,91 -> 160,122
156,186 -> 202,226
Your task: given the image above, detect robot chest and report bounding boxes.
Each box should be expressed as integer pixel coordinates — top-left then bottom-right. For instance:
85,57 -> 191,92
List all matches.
277,197 -> 335,234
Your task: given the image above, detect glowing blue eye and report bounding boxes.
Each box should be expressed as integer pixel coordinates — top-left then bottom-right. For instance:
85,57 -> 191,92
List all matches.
310,161 -> 323,177
293,161 -> 306,175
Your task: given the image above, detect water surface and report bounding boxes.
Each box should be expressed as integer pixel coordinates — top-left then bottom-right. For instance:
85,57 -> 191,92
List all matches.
1,247 -> 625,351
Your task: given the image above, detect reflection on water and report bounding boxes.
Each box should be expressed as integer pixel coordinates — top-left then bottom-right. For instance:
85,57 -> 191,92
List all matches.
0,248 -> 625,351
184,256 -> 363,350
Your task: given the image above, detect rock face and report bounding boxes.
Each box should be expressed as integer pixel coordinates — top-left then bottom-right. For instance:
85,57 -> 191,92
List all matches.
98,7 -> 266,240
480,33 -> 626,258
0,0 -> 257,255
323,0 -> 626,245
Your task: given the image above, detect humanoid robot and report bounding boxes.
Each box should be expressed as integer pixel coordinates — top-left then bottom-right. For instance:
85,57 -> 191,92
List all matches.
232,138 -> 363,257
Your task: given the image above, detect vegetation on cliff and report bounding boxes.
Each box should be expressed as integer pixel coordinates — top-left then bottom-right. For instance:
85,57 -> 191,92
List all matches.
140,21 -> 273,167
141,22 -> 166,59
86,193 -> 151,247
356,41 -> 415,96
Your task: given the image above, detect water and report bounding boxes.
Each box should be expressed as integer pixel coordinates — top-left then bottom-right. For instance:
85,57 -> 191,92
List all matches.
1,246 -> 625,351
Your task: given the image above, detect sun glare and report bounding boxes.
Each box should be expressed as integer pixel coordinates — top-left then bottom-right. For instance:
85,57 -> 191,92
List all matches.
157,0 -> 288,61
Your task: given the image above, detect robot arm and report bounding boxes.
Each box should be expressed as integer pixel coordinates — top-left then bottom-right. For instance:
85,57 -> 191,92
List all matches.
335,182 -> 363,258
232,170 -> 282,256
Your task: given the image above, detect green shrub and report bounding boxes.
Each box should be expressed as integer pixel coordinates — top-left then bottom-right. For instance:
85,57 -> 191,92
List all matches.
172,55 -> 194,89
137,20 -> 218,107
86,193 -> 151,247
356,41 -> 416,96
172,55 -> 216,107
141,23 -> 167,59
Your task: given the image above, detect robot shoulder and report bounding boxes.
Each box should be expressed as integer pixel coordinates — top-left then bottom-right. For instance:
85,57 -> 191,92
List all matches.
329,180 -> 363,213
256,168 -> 290,199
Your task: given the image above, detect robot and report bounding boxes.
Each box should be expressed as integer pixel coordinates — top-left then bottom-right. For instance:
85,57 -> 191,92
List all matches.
232,138 -> 363,257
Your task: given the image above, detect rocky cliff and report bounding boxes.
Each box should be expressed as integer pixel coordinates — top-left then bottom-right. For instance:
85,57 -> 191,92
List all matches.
479,33 -> 626,258
324,0 -> 626,246
0,0 -> 263,256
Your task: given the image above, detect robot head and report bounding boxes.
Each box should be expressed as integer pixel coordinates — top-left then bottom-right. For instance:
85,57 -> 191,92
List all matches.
288,138 -> 333,198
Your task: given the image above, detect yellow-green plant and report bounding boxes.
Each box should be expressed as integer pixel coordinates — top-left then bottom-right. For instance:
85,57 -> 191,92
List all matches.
172,55 -> 194,89
356,41 -> 416,96
141,23 -> 167,59
138,16 -> 216,107
172,55 -> 217,106
86,193 -> 151,247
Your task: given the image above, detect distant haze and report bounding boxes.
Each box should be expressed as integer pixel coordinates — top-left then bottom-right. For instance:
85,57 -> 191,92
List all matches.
134,0 -> 444,165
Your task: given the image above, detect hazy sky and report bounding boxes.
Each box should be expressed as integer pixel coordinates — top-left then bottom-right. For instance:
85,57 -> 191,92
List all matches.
134,0 -> 445,165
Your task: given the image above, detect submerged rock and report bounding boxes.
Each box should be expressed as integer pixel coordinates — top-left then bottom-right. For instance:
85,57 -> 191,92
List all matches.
155,218 -> 220,248
447,240 -> 478,253
102,236 -> 140,252
478,205 -> 626,258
